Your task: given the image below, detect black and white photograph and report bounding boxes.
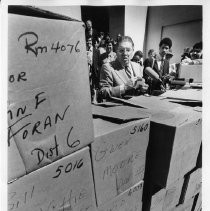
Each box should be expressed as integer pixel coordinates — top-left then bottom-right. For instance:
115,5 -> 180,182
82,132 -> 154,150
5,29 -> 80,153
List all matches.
1,0 -> 208,210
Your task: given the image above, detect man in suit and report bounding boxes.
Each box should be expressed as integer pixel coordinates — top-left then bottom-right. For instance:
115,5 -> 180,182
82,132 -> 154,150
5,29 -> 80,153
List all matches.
143,38 -> 173,94
85,20 -> 98,41
86,36 -> 101,103
100,36 -> 148,99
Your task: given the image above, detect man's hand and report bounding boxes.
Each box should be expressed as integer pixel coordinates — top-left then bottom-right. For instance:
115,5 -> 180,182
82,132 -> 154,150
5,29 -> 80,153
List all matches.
133,77 -> 149,93
124,79 -> 135,92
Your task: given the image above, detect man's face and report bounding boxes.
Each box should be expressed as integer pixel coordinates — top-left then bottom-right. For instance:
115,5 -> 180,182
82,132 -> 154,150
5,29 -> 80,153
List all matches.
86,38 -> 92,49
106,43 -> 113,53
93,40 -> 99,49
86,21 -> 92,30
117,41 -> 134,67
117,34 -> 121,42
159,44 -> 170,58
149,52 -> 156,59
191,48 -> 202,60
132,55 -> 141,64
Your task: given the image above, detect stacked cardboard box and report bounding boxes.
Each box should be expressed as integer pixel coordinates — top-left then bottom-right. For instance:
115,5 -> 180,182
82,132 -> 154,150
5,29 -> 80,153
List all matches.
177,64 -> 202,83
8,6 -> 94,176
109,96 -> 202,211
8,147 -> 97,211
8,6 -> 97,211
91,104 -> 151,210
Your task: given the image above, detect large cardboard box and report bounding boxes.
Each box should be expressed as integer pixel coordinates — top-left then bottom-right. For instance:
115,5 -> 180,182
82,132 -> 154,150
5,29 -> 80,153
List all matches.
92,104 -> 150,206
111,96 -> 202,206
178,64 -> 202,83
114,96 -> 202,187
97,180 -> 144,211
8,147 -> 97,211
8,6 -> 94,173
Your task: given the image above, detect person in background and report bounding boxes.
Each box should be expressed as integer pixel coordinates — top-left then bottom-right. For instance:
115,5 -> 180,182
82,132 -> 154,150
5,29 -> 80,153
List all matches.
85,20 -> 98,40
113,33 -> 122,52
98,39 -> 106,55
98,31 -> 105,45
100,40 -> 117,65
104,33 -> 111,43
190,41 -> 202,64
86,36 -> 101,103
93,37 -> 100,49
181,41 -> 202,65
131,50 -> 144,66
143,49 -> 156,69
191,41 -> 202,60
143,38 -> 173,94
181,47 -> 191,61
100,36 -> 148,100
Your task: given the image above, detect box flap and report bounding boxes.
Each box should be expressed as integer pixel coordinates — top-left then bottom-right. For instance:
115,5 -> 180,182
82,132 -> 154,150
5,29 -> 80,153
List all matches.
8,5 -> 81,22
108,97 -> 201,127
92,104 -> 150,123
111,96 -> 179,111
160,89 -> 202,102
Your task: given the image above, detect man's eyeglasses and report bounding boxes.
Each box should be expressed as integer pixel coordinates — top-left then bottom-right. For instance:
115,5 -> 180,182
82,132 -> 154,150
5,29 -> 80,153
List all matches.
117,48 -> 132,54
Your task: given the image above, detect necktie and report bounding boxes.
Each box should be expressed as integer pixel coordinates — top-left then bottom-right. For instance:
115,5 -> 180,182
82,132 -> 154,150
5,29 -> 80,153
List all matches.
160,59 -> 164,72
125,66 -> 132,79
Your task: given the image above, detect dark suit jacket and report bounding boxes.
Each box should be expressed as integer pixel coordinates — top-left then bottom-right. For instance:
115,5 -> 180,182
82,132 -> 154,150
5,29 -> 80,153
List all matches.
100,60 -> 143,98
143,57 -> 169,78
143,57 -> 169,92
88,48 -> 100,88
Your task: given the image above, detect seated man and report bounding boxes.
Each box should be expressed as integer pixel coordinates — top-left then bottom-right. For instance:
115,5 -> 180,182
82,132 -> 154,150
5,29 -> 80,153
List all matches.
143,37 -> 173,94
100,36 -> 148,99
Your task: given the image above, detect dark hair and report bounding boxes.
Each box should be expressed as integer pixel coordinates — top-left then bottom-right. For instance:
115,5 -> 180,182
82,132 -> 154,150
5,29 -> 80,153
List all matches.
134,50 -> 143,58
117,36 -> 134,48
106,40 -> 114,46
86,35 -> 92,41
148,49 -> 155,56
159,37 -> 172,48
193,41 -> 202,50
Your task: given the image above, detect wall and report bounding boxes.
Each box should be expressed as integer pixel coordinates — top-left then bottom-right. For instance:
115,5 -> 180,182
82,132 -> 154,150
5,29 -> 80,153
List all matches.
124,6 -> 148,53
40,6 -> 81,20
109,6 -> 125,40
144,6 -> 202,62
162,20 -> 202,63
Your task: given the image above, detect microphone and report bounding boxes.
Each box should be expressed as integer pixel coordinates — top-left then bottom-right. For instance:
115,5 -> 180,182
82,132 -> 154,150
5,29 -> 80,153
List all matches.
144,67 -> 166,91
144,67 -> 162,82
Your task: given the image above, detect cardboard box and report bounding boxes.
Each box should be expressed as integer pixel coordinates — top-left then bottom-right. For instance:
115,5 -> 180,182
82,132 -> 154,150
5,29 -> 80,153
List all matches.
115,96 -> 202,188
111,96 -> 202,207
92,104 -> 150,206
8,147 -> 97,211
8,6 -> 94,173
194,192 -> 202,211
160,89 -> 202,103
97,180 -> 144,211
178,64 -> 202,82
183,168 -> 201,202
8,136 -> 26,182
150,189 -> 166,211
162,177 -> 184,210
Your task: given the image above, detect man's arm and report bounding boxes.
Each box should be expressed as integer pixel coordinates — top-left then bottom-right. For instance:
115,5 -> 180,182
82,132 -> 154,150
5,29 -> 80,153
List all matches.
100,64 -> 122,99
